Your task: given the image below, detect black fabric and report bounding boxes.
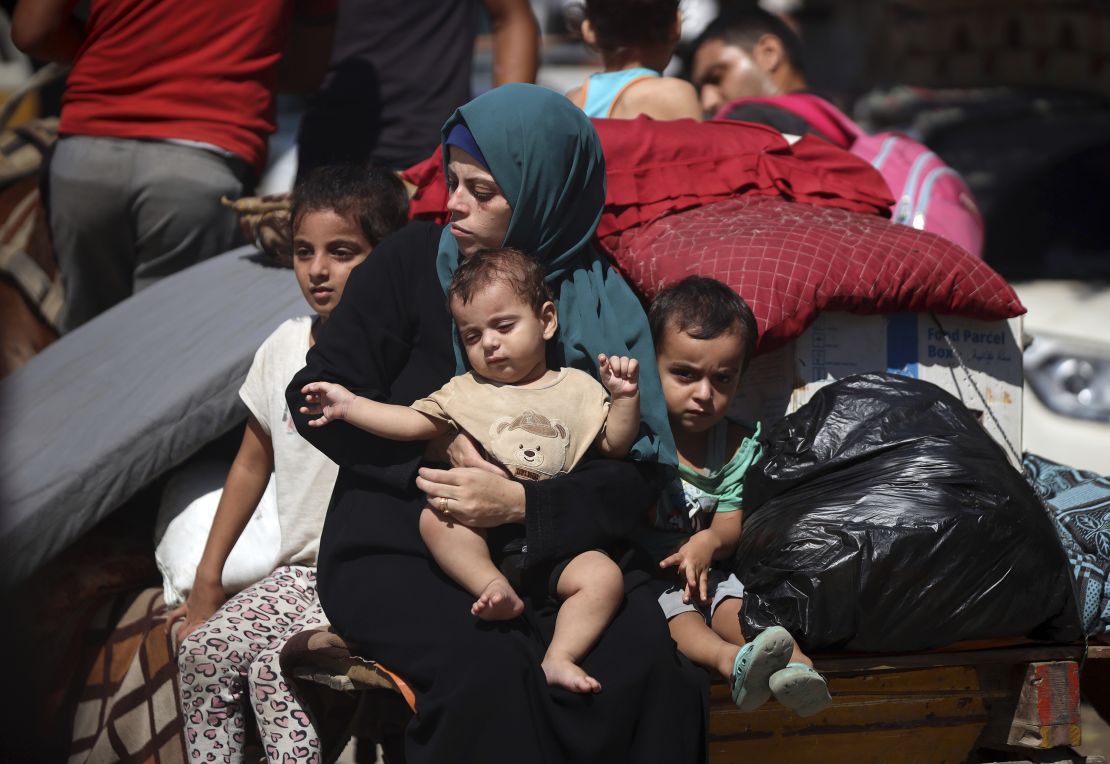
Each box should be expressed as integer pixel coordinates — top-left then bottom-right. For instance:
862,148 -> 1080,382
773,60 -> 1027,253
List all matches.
297,0 -> 478,173
733,373 -> 1083,653
720,102 -> 833,143
287,221 -> 708,763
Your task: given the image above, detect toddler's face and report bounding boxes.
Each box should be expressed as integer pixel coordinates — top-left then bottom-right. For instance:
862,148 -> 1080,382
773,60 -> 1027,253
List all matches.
292,209 -> 372,322
451,280 -> 556,385
656,323 -> 746,435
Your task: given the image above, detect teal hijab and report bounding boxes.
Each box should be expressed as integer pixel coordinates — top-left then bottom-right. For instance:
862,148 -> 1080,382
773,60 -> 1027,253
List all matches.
436,84 -> 675,467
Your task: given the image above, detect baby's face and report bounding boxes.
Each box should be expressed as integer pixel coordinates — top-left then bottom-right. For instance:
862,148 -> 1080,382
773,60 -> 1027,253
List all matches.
656,323 -> 746,435
451,280 -> 556,385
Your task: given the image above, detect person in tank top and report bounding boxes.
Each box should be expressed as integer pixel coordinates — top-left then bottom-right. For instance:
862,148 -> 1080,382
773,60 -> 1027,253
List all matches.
566,0 -> 703,120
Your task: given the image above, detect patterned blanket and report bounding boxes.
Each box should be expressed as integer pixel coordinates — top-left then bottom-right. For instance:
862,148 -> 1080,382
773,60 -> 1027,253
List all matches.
1025,453 -> 1110,639
69,588 -> 186,764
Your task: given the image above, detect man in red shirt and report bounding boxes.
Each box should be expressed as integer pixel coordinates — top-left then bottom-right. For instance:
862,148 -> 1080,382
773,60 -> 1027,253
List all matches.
13,0 -> 335,331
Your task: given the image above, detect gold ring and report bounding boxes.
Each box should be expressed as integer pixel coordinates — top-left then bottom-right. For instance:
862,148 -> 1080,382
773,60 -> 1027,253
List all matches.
439,496 -> 449,513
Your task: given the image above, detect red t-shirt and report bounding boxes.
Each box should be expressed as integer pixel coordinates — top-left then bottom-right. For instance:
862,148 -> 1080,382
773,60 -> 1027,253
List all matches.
60,0 -> 334,174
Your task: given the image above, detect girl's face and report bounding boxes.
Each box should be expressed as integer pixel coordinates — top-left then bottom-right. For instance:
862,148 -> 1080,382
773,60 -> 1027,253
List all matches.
656,323 -> 747,436
445,146 -> 513,258
292,209 -> 372,323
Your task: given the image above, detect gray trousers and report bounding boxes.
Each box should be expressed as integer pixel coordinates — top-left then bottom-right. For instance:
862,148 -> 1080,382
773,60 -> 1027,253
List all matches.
49,135 -> 249,332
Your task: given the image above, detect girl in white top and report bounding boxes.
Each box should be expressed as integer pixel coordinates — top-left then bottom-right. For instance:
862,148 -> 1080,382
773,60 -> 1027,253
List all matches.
169,164 -> 409,763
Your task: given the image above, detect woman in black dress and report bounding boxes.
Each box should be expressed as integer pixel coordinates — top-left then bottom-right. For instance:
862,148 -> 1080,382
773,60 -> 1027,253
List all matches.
288,84 -> 707,763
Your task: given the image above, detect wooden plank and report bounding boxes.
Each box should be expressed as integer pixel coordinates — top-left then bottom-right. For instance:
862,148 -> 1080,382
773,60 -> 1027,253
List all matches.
708,665 -> 999,763
813,645 -> 1086,674
978,661 -> 1083,751
1086,644 -> 1110,661
706,655 -> 1092,763
977,754 -> 1104,764
1006,662 -> 1082,749
708,726 -> 985,764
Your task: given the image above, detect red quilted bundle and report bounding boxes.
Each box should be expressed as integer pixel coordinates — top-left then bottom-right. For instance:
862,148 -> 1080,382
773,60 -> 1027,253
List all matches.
402,117 -> 895,234
605,196 -> 1024,354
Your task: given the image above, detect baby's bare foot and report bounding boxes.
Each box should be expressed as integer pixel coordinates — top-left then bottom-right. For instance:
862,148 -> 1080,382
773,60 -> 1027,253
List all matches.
542,655 -> 602,694
471,579 -> 524,621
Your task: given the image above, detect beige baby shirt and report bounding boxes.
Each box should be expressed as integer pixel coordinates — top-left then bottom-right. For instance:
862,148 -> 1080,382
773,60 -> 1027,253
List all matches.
411,368 -> 611,480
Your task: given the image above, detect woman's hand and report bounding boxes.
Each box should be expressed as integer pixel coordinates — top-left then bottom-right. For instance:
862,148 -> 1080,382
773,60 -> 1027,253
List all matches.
416,466 -> 525,528
425,430 -> 510,476
299,381 -> 355,426
166,575 -> 227,643
660,531 -> 719,604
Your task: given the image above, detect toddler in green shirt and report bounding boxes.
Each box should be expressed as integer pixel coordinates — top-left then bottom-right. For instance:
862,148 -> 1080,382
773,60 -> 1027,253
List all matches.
647,276 -> 832,717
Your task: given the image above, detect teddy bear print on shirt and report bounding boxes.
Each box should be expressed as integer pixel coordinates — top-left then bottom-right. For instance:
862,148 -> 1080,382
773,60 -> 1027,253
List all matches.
488,410 -> 573,480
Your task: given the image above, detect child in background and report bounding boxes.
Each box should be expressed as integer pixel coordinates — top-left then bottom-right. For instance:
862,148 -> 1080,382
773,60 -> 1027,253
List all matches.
171,164 -> 410,763
646,276 -> 832,716
301,247 -> 640,694
565,0 -> 703,120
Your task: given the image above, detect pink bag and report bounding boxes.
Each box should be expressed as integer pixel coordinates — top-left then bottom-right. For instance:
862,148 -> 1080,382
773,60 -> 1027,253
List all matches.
716,94 -> 984,258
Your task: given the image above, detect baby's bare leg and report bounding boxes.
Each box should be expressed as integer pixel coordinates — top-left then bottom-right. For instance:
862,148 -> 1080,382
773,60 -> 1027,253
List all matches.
542,551 -> 624,693
418,508 -> 522,621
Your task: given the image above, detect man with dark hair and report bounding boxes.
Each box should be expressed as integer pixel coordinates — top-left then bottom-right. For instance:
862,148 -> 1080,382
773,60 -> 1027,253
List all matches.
689,7 -> 984,256
690,8 -> 808,117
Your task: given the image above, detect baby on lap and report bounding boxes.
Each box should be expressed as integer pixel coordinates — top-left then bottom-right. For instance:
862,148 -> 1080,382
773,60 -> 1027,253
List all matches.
301,247 -> 640,693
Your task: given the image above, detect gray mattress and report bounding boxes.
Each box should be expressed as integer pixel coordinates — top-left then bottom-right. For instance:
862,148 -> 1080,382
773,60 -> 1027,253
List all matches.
0,247 -> 308,587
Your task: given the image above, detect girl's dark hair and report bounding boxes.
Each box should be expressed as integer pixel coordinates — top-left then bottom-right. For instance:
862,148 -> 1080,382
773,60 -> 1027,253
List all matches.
649,276 -> 759,369
290,163 -> 410,247
571,0 -> 681,50
448,248 -> 552,315
693,8 -> 806,76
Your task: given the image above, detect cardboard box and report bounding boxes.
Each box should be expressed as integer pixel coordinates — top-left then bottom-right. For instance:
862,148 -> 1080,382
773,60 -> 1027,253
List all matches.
729,312 -> 1024,466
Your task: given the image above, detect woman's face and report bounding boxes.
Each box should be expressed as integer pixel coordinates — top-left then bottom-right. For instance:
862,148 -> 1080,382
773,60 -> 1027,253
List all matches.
446,145 -> 512,257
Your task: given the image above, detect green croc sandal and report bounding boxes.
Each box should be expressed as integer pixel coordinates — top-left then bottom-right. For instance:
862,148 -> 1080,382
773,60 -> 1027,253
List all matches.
769,662 -> 832,717
729,626 -> 794,712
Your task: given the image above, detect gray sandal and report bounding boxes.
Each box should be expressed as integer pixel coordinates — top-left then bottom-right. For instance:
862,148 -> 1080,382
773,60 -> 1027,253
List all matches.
729,626 -> 794,711
769,662 -> 832,717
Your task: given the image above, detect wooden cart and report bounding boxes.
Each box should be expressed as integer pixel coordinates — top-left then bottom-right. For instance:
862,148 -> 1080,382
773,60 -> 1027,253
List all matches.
286,633 -> 1110,764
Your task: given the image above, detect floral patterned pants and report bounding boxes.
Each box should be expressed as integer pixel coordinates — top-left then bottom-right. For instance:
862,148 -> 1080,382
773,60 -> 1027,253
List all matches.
178,565 -> 326,763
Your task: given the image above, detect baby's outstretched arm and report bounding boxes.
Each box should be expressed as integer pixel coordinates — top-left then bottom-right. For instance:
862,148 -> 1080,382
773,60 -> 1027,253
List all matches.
596,353 -> 640,458
300,381 -> 449,440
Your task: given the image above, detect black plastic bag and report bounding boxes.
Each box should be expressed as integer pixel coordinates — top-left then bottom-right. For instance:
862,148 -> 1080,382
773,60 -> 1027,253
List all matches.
735,373 -> 1081,652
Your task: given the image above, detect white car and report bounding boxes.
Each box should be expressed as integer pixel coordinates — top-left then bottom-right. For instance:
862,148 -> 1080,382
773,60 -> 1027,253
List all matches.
1016,280 -> 1110,475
